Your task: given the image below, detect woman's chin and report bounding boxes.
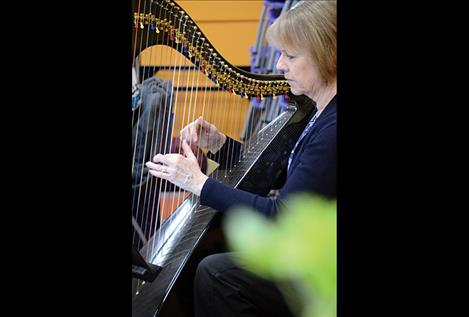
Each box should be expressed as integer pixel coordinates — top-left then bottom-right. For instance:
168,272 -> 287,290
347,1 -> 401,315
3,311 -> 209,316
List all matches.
290,88 -> 302,96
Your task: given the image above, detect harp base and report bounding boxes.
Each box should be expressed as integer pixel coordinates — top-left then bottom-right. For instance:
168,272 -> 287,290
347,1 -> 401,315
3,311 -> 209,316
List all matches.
132,246 -> 162,282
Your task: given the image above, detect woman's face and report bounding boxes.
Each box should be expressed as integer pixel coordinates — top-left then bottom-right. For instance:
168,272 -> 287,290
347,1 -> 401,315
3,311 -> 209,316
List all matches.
276,47 -> 321,98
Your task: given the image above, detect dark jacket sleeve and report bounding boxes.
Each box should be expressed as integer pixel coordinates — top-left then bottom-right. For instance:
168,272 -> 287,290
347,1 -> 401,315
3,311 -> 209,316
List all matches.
200,121 -> 336,218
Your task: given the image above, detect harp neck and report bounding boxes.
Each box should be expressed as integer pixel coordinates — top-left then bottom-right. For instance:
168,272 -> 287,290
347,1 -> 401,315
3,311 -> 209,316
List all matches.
132,0 -> 290,98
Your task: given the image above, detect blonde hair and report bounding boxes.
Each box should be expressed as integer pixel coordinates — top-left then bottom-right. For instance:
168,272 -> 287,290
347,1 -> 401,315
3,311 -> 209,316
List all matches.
267,1 -> 336,83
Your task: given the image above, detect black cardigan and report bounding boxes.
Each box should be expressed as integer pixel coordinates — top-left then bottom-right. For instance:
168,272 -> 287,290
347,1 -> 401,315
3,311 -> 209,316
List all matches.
201,95 -> 337,217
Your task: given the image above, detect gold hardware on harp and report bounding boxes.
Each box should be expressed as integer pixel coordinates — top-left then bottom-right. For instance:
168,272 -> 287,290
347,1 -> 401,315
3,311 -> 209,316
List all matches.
139,13 -> 144,29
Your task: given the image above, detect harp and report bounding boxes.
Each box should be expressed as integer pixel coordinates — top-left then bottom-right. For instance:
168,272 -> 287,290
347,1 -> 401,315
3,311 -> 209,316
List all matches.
131,1 -> 313,316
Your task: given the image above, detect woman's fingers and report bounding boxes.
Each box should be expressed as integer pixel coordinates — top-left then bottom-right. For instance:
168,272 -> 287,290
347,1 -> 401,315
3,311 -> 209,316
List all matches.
180,117 -> 220,149
148,168 -> 167,178
193,117 -> 210,143
198,118 -> 213,132
180,119 -> 196,143
181,139 -> 196,160
145,161 -> 161,170
191,124 -> 199,143
145,148 -> 207,196
181,119 -> 203,144
146,161 -> 171,182
151,153 -> 173,165
146,160 -> 171,173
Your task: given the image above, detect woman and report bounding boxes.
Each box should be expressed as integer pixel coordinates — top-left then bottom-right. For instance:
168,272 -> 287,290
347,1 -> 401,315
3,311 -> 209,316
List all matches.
146,1 -> 336,315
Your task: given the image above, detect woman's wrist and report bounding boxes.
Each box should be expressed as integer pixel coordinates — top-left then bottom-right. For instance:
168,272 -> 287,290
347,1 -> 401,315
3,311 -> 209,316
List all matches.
193,173 -> 209,196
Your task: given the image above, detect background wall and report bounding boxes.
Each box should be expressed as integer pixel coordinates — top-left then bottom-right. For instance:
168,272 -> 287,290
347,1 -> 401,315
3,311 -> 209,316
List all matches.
140,0 -> 263,66
177,0 -> 263,66
138,1 -> 264,141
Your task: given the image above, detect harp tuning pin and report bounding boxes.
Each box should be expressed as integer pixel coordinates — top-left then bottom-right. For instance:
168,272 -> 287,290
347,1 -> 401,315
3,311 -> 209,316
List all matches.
155,25 -> 160,33
244,92 -> 249,99
273,93 -> 277,100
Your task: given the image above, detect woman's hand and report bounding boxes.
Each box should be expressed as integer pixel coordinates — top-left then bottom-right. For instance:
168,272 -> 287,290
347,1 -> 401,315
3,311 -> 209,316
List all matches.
180,116 -> 226,153
145,139 -> 209,196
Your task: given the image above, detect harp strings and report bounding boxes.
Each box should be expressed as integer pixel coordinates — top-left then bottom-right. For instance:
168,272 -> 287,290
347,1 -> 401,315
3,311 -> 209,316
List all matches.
151,0 -> 184,258
132,0 -> 288,267
147,0 -> 171,259
131,0 -> 149,249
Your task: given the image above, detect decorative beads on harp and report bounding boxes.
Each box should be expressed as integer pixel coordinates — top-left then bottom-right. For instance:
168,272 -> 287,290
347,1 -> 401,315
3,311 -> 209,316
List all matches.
132,6 -> 291,98
133,12 -> 158,30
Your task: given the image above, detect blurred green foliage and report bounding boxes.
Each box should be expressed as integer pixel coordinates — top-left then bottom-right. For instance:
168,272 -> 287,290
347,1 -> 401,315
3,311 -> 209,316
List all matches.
223,194 -> 336,317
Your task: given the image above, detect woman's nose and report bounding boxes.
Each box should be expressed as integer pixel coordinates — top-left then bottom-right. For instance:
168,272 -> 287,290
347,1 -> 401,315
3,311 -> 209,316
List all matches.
276,54 -> 287,72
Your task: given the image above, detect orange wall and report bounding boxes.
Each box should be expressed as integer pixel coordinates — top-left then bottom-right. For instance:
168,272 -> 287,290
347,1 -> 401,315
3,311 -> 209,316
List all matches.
140,0 -> 263,66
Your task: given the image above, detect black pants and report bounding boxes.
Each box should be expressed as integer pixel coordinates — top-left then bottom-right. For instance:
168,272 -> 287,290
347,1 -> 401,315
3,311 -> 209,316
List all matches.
194,252 -> 296,317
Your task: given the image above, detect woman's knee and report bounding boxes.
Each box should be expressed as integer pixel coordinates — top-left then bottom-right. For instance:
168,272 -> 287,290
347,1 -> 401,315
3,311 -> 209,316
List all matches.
195,253 -> 234,286
195,255 -> 213,283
